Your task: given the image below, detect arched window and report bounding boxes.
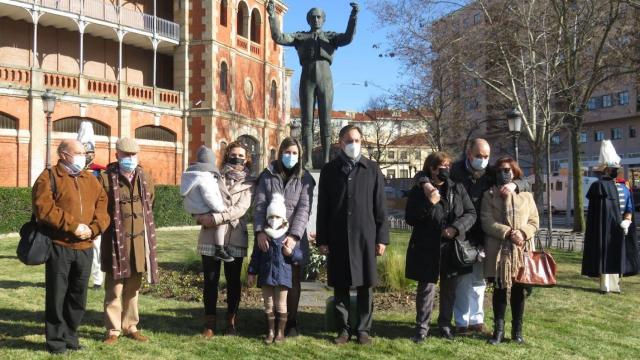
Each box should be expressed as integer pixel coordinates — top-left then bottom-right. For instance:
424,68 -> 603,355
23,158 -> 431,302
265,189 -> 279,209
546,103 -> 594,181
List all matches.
270,80 -> 278,108
220,0 -> 228,26
237,1 -> 249,38
237,134 -> 260,174
220,61 -> 228,93
135,125 -> 176,142
0,112 -> 18,130
250,8 -> 261,43
53,117 -> 109,136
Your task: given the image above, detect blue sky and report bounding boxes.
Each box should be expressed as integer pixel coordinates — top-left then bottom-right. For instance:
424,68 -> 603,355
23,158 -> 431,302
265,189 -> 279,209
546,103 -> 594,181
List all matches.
279,0 -> 402,111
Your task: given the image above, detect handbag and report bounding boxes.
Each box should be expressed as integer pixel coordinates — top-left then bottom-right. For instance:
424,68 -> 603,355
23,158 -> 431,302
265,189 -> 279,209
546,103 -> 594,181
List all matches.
514,235 -> 557,287
16,169 -> 56,265
453,237 -> 480,267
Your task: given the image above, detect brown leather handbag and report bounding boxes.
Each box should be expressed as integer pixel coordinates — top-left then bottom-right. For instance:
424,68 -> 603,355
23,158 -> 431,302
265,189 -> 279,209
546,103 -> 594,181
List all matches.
515,236 -> 557,287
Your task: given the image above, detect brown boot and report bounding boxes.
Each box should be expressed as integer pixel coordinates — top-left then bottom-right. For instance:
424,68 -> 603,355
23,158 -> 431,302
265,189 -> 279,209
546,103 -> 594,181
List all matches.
202,315 -> 215,338
274,312 -> 288,344
225,313 -> 237,336
264,312 -> 275,345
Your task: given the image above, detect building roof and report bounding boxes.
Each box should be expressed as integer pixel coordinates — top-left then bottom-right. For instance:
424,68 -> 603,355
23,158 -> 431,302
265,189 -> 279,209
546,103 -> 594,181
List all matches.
389,133 -> 430,147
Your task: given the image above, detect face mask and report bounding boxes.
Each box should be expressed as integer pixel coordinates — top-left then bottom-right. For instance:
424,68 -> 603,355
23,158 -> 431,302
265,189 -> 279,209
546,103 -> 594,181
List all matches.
437,168 -> 450,182
496,171 -> 513,185
344,142 -> 361,159
281,153 -> 298,169
268,217 -> 284,229
119,156 -> 138,172
470,157 -> 489,171
228,157 -> 245,166
63,152 -> 85,173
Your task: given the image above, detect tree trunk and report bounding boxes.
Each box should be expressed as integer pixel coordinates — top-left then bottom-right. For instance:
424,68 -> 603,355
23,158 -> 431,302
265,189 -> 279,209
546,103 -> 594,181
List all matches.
531,144 -> 545,216
570,126 -> 585,232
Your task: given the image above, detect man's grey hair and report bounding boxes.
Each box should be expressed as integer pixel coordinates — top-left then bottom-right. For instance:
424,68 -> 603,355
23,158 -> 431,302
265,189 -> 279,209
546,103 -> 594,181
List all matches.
57,139 -> 81,157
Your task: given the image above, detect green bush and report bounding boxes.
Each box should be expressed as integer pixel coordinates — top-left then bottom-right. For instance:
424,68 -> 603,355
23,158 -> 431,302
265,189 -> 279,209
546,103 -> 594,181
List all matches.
376,246 -> 416,292
0,187 -> 32,233
153,185 -> 195,228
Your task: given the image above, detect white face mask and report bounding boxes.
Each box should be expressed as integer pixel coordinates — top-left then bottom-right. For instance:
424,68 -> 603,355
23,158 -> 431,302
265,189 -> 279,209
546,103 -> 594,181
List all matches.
344,142 -> 361,159
470,157 -> 489,171
64,152 -> 86,172
268,217 -> 284,229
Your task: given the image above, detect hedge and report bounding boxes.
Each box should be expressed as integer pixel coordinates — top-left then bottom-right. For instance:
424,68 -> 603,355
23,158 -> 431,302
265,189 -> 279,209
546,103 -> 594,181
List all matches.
0,185 -> 194,234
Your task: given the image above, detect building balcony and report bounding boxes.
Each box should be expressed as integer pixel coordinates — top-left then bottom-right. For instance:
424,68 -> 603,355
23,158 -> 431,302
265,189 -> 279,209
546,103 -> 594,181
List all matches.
0,0 -> 180,47
0,64 -> 183,110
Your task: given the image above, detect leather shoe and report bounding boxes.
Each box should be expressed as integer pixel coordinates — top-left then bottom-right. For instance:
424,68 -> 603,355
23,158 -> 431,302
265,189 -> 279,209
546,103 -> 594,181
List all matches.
469,323 -> 490,335
411,333 -> 427,343
103,335 -> 118,345
333,332 -> 350,345
357,333 -> 372,345
455,326 -> 470,336
440,327 -> 454,340
126,332 -> 149,342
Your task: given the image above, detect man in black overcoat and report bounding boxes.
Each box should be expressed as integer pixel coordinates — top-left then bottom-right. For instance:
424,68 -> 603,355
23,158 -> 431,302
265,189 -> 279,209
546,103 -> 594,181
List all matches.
316,124 -> 389,345
582,141 -> 639,293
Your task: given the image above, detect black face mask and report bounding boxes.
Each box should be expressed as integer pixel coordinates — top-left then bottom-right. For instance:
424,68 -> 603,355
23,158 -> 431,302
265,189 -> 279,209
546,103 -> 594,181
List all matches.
228,157 -> 245,166
496,171 -> 513,185
437,169 -> 450,182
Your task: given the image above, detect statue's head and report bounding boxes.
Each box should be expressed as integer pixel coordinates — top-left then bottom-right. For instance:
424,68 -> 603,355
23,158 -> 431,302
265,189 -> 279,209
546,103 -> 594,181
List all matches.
306,7 -> 325,30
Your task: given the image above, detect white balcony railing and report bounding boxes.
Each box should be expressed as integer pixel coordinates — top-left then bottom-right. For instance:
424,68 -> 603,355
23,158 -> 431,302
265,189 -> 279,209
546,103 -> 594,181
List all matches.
12,0 -> 179,41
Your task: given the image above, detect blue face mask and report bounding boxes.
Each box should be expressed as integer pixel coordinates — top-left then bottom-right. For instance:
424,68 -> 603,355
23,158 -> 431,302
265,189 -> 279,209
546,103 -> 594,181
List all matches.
281,153 -> 298,169
119,156 -> 138,172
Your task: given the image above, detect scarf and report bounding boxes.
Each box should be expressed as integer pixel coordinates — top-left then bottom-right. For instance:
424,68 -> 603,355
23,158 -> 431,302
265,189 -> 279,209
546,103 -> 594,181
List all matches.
338,150 -> 360,175
495,192 -> 524,289
263,221 -> 289,240
108,166 -> 159,284
223,163 -> 249,182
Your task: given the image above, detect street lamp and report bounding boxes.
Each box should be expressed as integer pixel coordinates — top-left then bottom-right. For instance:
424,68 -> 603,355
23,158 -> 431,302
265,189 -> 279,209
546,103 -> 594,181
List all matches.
41,89 -> 57,169
506,108 -> 522,163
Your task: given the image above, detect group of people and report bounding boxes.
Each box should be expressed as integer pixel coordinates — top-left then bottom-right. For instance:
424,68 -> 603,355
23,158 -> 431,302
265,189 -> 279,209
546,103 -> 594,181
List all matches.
31,122 -> 638,353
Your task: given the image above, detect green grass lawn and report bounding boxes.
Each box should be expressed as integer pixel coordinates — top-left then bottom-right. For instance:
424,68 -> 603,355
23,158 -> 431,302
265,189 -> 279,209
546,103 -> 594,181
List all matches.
1,229 -> 639,359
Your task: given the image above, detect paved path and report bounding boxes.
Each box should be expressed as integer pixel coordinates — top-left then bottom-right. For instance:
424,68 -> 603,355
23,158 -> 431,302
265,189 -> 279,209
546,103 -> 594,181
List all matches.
299,281 -> 331,307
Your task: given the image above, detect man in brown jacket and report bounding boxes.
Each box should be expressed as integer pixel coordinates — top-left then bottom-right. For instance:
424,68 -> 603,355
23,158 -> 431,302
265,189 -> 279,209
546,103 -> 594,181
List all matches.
33,139 -> 110,354
99,137 -> 159,344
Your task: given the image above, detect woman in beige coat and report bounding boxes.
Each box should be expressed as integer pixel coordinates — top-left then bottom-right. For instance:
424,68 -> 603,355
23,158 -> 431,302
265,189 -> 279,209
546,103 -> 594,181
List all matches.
195,141 -> 256,337
481,156 -> 539,345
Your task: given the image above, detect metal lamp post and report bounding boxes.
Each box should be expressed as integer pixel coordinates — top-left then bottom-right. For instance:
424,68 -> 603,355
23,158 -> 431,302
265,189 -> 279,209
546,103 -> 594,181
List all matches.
41,89 -> 57,169
506,108 -> 522,163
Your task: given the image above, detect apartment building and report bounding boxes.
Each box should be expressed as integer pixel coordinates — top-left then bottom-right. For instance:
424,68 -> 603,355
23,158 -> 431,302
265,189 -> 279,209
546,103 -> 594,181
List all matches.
0,0 -> 291,186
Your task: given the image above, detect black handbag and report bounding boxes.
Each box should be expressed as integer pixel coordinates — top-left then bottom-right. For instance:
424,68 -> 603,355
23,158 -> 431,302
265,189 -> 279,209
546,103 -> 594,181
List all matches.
16,169 -> 56,265
452,238 -> 480,267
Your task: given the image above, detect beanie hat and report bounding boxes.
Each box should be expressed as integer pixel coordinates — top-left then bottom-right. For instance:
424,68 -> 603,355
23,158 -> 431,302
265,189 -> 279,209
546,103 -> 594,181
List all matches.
266,193 -> 287,219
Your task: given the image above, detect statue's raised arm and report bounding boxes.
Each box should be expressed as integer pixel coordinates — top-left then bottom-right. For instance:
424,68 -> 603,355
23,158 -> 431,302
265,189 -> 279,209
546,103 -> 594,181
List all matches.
267,0 -> 295,46
333,2 -> 359,47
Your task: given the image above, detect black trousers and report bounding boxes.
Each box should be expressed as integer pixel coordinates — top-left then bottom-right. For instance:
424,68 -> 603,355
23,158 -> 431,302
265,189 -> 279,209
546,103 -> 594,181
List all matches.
202,255 -> 244,316
414,275 -> 459,335
334,286 -> 373,336
287,264 -> 302,323
45,243 -> 93,353
492,284 -> 526,324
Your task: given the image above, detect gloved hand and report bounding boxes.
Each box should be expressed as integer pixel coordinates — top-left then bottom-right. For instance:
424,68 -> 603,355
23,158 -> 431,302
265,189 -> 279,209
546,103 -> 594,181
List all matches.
620,219 -> 632,235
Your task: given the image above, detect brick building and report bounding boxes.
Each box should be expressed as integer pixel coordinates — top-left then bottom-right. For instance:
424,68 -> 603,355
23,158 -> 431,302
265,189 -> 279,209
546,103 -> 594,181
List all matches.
0,0 -> 291,186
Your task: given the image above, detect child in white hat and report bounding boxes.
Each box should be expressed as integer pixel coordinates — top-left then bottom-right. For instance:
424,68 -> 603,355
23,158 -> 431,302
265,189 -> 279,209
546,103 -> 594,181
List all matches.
248,193 -> 302,344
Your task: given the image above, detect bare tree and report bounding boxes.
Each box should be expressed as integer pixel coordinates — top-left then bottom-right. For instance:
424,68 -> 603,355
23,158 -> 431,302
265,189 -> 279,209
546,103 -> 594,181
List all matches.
361,96 -> 407,169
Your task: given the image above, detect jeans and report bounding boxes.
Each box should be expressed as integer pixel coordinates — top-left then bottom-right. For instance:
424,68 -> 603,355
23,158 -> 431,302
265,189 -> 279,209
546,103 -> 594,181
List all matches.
453,262 -> 486,327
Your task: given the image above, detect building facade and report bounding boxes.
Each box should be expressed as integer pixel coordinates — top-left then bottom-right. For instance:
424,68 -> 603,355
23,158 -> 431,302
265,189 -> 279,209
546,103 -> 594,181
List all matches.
0,0 -> 291,186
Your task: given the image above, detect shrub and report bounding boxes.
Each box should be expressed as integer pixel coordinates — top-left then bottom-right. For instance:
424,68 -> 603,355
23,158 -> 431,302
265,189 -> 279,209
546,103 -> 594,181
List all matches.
0,187 -> 32,233
377,250 -> 416,292
153,185 -> 195,227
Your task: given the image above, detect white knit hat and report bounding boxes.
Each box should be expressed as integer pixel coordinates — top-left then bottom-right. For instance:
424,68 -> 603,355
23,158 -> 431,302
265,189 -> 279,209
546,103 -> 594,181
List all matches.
266,193 -> 287,219
77,121 -> 96,153
596,140 -> 621,170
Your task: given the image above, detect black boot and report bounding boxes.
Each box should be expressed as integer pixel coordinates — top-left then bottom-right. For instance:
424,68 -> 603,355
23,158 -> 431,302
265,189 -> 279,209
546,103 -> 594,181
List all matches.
264,312 -> 275,345
511,284 -> 526,344
512,321 -> 524,344
214,246 -> 234,263
487,319 -> 504,345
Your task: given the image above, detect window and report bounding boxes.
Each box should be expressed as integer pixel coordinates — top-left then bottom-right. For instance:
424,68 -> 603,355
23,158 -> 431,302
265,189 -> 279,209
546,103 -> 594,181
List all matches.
602,94 -> 613,108
400,151 -> 408,160
400,169 -> 409,178
578,131 -> 587,143
555,181 -> 562,191
462,17 -> 470,28
135,126 -> 176,142
220,62 -> 228,93
550,182 -> 554,190
611,128 -> 623,140
270,80 -> 277,108
388,151 -> 395,160
237,1 -> 249,38
587,97 -> 601,110
551,134 -> 561,145
0,112 -> 17,129
637,92 -> 640,112
630,127 -> 637,138
54,117 -> 109,136
386,169 -> 396,179
220,0 -> 227,26
473,13 -> 481,24
250,9 -> 262,43
414,150 -> 421,160
594,131 -> 604,142
618,90 -> 629,105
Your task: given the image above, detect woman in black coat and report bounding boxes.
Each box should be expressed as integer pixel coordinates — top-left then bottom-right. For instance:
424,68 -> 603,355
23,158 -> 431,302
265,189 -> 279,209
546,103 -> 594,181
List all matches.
405,151 -> 476,343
